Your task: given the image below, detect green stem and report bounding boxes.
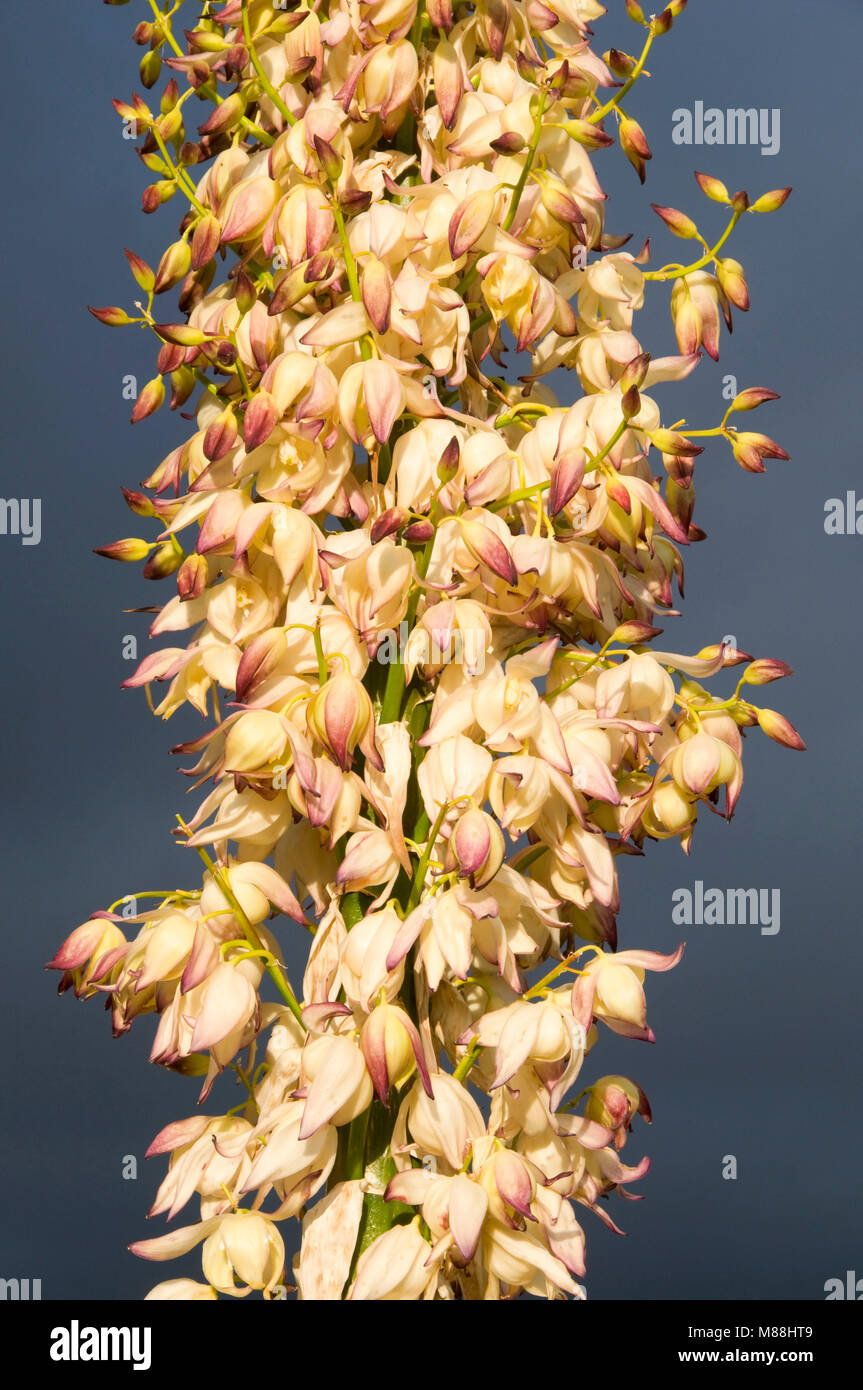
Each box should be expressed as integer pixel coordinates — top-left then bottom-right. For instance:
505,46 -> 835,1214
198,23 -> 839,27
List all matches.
405,801 -> 450,914
241,0 -> 297,127
345,1106 -> 371,1180
502,92 -> 547,233
589,26 -> 656,124
645,210 -> 742,281
180,821 -> 305,1029
453,1039 -> 481,1084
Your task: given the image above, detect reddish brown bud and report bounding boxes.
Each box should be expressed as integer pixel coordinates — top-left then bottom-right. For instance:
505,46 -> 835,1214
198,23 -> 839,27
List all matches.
203,406 -> 239,462
243,390 -> 280,451
191,213 -> 221,269
176,553 -> 208,602
131,376 -> 165,423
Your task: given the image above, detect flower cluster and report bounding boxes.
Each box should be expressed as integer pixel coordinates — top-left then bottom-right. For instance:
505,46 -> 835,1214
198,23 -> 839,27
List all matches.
54,0 -> 802,1300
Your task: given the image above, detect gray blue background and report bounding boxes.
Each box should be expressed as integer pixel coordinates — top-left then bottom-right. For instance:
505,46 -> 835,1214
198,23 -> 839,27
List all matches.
2,0 -> 860,1300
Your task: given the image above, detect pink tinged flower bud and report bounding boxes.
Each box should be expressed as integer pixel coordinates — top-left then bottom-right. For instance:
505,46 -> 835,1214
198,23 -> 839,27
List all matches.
219,176 -> 278,244
694,170 -> 730,204
203,406 -> 239,462
361,255 -> 393,334
648,428 -> 703,458
743,658 -> 793,686
338,360 -> 405,447
123,247 -> 155,293
190,213 -> 221,269
651,203 -> 698,239
363,41 -> 419,138
671,732 -> 738,795
619,116 -> 651,182
749,187 -> 792,214
548,448 -> 586,516
235,628 -> 288,703
131,376 -> 165,424
93,537 -> 152,562
756,708 -> 806,751
585,1075 -> 642,1130
451,808 -> 505,888
153,238 -> 191,295
370,508 -> 408,543
199,91 -> 246,137
426,0 -> 454,30
360,1004 -> 432,1103
448,190 -> 496,260
243,389 -> 280,451
731,387 -> 780,413
459,518 -> 518,585
539,181 -> 584,228
433,39 -> 463,129
176,552 -> 207,602
490,132 -> 526,154
313,135 -> 342,183
612,620 -> 664,644
558,119 -> 614,151
492,1149 -> 536,1220
307,670 -> 378,771
731,431 -> 790,472
88,305 -> 136,327
45,919 -> 127,994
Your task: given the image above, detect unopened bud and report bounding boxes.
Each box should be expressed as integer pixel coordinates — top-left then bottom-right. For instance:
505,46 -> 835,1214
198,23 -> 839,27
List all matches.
450,807 -> 505,887
176,553 -> 208,601
694,170 -> 730,204
313,135 -> 342,183
199,91 -> 246,137
731,387 -> 779,413
756,708 -> 806,751
93,537 -> 152,563
749,187 -> 792,214
131,376 -> 166,423
153,238 -> 192,294
651,204 -> 698,239
742,659 -> 793,686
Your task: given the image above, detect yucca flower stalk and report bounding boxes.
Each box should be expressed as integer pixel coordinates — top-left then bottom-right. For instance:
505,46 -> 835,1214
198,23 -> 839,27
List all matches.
52,0 -> 803,1301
